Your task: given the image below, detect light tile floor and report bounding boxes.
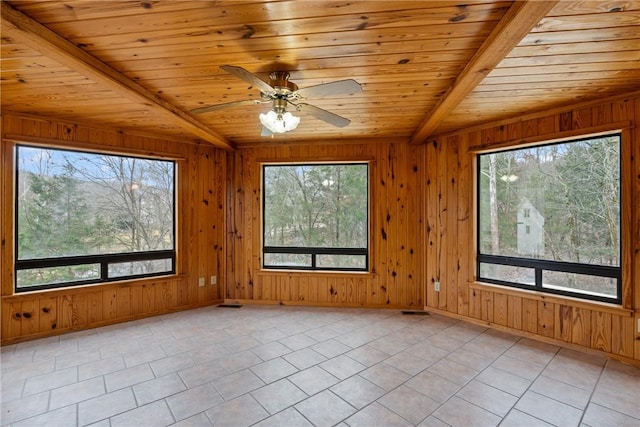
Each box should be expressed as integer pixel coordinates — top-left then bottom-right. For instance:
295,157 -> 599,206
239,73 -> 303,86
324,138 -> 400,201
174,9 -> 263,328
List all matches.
1,305 -> 639,427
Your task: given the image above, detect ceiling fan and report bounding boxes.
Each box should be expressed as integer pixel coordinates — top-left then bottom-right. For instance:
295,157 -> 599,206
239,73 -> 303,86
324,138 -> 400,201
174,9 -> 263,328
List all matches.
191,65 -> 362,136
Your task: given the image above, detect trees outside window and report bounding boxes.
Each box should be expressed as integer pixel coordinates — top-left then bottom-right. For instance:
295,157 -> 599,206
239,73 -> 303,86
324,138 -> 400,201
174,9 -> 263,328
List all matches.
15,145 -> 175,291
262,163 -> 369,271
477,135 -> 621,303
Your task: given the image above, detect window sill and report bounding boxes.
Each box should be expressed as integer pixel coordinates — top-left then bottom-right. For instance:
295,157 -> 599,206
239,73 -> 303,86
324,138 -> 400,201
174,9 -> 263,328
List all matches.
3,274 -> 185,300
469,281 -> 633,317
258,269 -> 376,279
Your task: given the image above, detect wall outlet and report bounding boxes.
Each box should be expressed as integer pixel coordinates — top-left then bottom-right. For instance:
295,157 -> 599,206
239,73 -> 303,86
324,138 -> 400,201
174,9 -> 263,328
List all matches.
434,281 -> 440,292
210,275 -> 217,285
198,277 -> 205,287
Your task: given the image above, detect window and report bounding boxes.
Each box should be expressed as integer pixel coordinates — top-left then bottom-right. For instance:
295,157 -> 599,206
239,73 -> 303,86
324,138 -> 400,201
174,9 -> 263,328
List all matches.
15,145 -> 176,291
262,163 -> 369,271
477,134 -> 621,303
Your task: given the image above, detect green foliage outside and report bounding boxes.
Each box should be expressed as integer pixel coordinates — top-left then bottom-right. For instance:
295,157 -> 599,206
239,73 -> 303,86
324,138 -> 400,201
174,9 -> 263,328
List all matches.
16,146 -> 175,288
263,163 -> 368,268
478,136 -> 620,296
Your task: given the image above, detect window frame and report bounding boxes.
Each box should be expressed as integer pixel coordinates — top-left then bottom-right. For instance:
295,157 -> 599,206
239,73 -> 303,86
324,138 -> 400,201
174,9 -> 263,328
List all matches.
14,143 -> 177,293
261,162 -> 370,272
475,134 -> 622,304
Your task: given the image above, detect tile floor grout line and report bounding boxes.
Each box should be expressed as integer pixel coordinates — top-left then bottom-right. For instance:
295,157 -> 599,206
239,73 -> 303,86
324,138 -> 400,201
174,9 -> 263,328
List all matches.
576,356 -> 608,427
498,342 -> 571,427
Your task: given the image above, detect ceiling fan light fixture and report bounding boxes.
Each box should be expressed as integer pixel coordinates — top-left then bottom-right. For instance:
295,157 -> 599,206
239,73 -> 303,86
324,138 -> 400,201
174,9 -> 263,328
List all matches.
259,110 -> 300,133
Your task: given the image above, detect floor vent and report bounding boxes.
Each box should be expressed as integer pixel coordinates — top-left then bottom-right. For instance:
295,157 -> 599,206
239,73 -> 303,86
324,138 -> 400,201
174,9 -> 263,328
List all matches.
401,310 -> 430,315
217,304 -> 243,308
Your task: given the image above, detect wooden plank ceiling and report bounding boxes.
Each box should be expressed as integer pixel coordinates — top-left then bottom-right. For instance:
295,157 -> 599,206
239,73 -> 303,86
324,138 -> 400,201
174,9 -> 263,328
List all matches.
1,0 -> 639,149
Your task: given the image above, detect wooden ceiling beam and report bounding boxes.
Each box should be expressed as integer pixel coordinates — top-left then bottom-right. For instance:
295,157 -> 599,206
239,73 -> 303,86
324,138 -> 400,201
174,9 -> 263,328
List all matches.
409,1 -> 558,145
0,1 -> 234,151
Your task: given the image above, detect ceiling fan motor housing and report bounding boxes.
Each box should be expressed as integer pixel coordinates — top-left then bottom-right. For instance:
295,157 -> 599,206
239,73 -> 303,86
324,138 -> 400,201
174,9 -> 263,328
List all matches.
268,71 -> 299,97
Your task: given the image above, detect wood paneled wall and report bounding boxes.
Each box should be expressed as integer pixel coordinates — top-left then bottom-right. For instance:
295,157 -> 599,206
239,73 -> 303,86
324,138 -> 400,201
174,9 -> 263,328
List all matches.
226,140 -> 425,308
1,114 -> 226,344
426,95 -> 640,365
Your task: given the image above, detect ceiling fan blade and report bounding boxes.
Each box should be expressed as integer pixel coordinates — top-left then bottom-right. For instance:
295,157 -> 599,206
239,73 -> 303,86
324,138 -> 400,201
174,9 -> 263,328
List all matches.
191,99 -> 263,114
220,65 -> 273,94
295,103 -> 351,128
295,79 -> 362,98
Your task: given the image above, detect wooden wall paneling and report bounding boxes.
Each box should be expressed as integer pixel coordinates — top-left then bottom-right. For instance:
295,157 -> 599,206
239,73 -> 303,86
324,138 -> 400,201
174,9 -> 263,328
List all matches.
446,137 -> 459,313
3,301 -> 22,339
395,142 -> 408,306
456,134 -> 471,316
507,295 -> 522,330
340,276 -> 350,304
554,304 -> 572,342
537,300 -> 555,338
38,296 -> 57,333
72,293 -> 89,327
309,276 -> 319,303
506,121 -> 522,141
0,127 -> 13,297
299,275 -> 309,303
329,276 -> 340,304
611,98 -> 632,122
87,291 -> 102,324
168,280 -> 179,309
437,139 -> 448,310
493,293 -> 508,327
57,123 -> 76,141
195,146 -> 208,305
290,274 -> 301,303
142,283 -> 155,313
468,288 -> 482,320
103,127 -> 124,149
425,141 -> 438,308
621,127 -> 634,309
593,103 -> 613,126
380,143 -> 393,305
572,107 -> 592,129
21,117 -> 40,137
633,99 -> 640,311
225,150 -> 238,299
102,288 -> 118,321
521,117 -> 537,139
129,282 -> 143,316
522,298 -> 538,334
19,298 -> 38,336
536,115 -> 557,136
376,142 -> 390,306
247,150 -> 259,301
58,295 -> 73,330
345,277 -> 355,304
559,111 -> 573,132
38,118 -> 57,139
611,314 -> 634,358
590,311 -> 612,353
154,282 -> 168,311
116,287 -> 131,318
186,144 -> 199,304
480,290 -> 494,323
212,149 -> 225,301
406,144 -> 422,307
570,307 -> 591,347
281,274 -> 292,303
